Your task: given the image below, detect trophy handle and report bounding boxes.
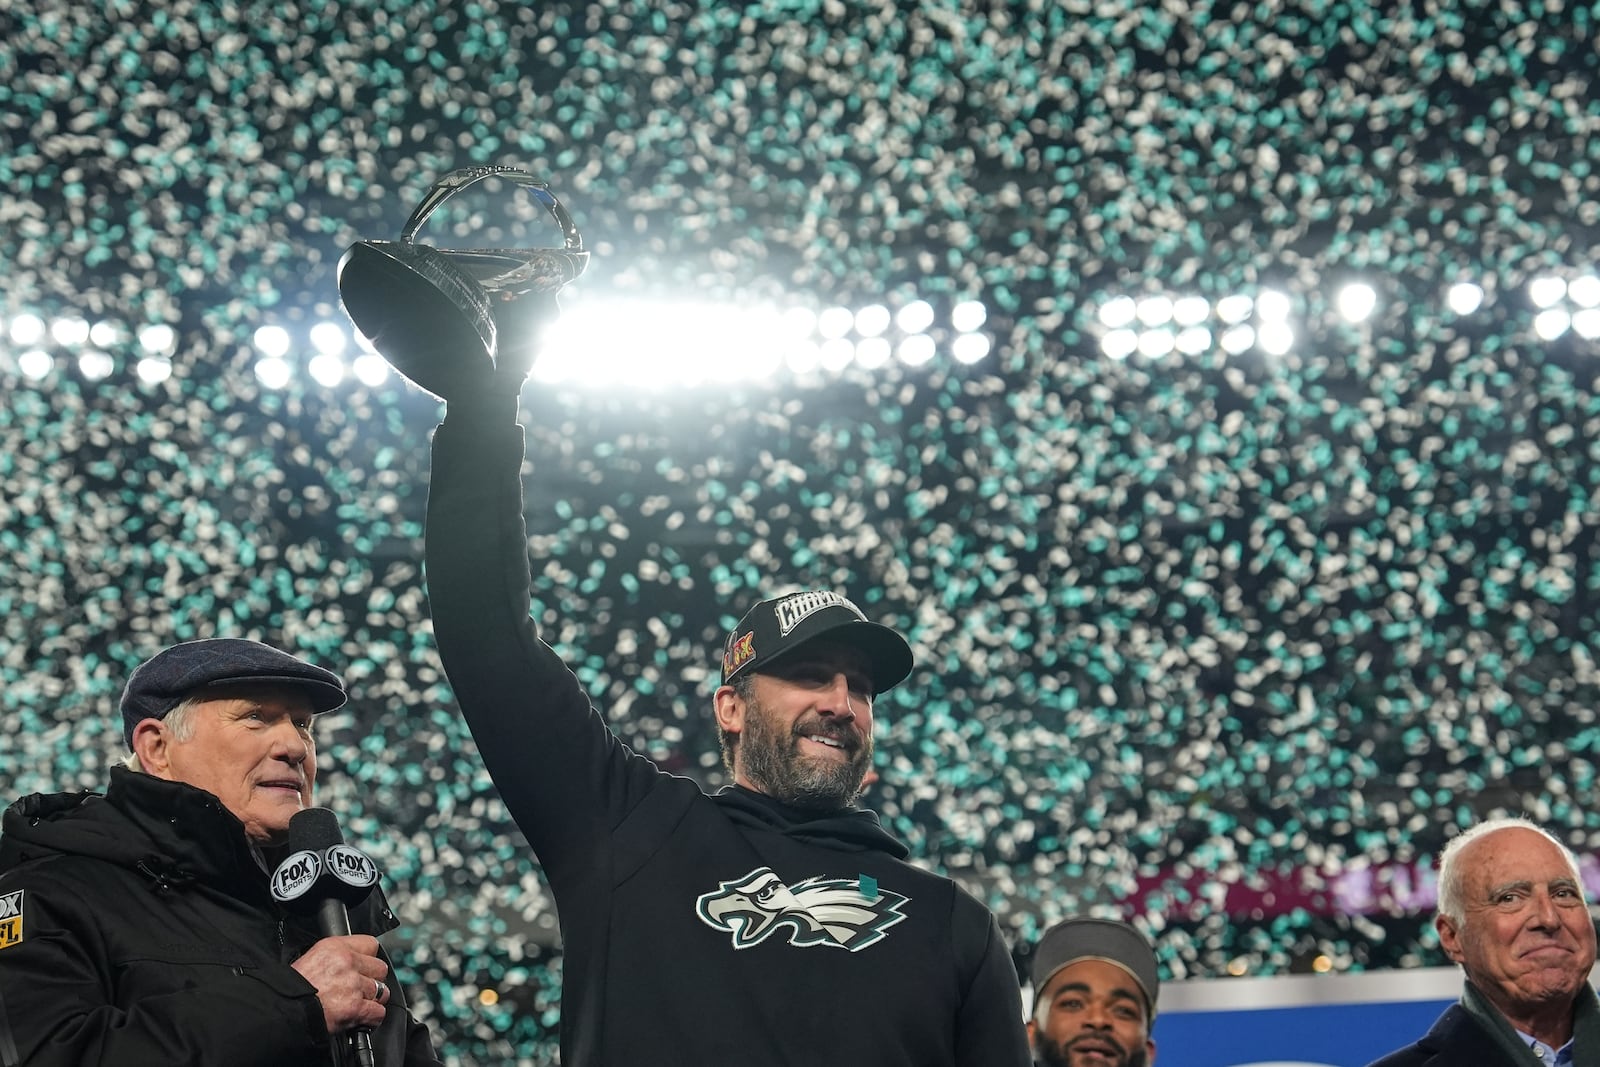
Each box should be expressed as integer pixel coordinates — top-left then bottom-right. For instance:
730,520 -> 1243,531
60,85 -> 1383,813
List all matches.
399,166 -> 585,254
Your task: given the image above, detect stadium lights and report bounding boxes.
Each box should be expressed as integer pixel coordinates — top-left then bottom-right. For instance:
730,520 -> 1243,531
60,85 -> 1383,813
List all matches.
1220,325 -> 1256,354
1533,309 -> 1572,342
50,317 -> 90,346
254,355 -> 292,390
5,294 -> 990,390
1524,272 -> 1600,341
854,304 -> 891,338
9,314 -> 46,346
951,299 -> 987,333
78,350 -> 115,381
61,267 -> 1600,391
1175,326 -> 1212,355
1258,321 -> 1294,356
349,327 -> 393,387
855,336 -> 892,369
817,306 -> 854,340
310,321 -> 348,354
818,337 -> 856,372
523,295 -> 988,388
17,268 -> 1600,394
1086,271 -> 1600,363
952,333 -> 991,364
898,334 -> 937,366
783,339 -> 822,374
1101,329 -> 1138,360
1335,282 -> 1378,323
781,306 -> 818,337
307,352 -> 346,388
1172,296 -> 1210,327
531,300 -> 791,386
1097,291 -> 1259,360
1446,281 -> 1485,316
1099,296 -> 1137,331
1256,289 -> 1292,322
1216,294 -> 1254,324
252,325 -> 291,359
135,357 -> 173,384
352,352 -> 391,386
39,270 -> 1600,390
1574,309 -> 1600,340
18,349 -> 53,380
90,320 -> 123,348
1136,295 -> 1174,328
138,323 -> 177,356
896,300 -> 935,334
250,324 -> 297,389
1137,329 -> 1176,358
1529,274 -> 1567,309
1570,274 -> 1600,307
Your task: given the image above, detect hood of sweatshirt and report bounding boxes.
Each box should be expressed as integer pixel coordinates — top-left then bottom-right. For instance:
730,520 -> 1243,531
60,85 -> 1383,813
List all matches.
711,784 -> 911,859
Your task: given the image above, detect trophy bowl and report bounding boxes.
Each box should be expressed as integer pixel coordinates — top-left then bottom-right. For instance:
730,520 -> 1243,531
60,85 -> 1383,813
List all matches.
337,166 -> 589,399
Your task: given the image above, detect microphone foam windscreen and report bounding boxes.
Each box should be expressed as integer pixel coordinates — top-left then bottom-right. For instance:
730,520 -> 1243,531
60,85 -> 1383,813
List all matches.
286,806 -> 346,854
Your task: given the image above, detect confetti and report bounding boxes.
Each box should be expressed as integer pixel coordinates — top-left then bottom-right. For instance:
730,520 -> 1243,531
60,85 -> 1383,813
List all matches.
4,0 -> 1600,1060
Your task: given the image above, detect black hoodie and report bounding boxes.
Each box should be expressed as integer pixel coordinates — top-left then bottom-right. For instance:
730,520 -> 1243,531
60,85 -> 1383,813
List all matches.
424,399 -> 1032,1067
0,768 -> 441,1067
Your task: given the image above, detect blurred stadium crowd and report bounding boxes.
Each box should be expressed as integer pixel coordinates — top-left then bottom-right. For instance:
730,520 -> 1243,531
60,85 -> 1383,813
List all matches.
5,0 -> 1600,1061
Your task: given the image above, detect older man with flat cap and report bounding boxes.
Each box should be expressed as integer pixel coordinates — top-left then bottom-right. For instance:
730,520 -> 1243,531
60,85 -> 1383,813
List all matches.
0,638 -> 441,1067
1029,918 -> 1160,1067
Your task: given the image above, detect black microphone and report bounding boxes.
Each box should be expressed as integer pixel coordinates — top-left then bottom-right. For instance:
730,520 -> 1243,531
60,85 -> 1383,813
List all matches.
271,807 -> 382,1067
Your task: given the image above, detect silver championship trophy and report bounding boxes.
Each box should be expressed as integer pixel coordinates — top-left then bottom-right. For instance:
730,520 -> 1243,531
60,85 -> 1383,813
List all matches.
337,165 -> 589,398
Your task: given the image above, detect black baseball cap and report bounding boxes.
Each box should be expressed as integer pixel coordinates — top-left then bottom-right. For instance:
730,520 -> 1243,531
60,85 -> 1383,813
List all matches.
1031,918 -> 1160,1017
720,591 -> 913,696
120,638 -> 347,748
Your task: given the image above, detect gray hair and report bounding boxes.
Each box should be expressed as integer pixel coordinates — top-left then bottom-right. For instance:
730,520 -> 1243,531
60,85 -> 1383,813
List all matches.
1436,816 -> 1583,924
121,696 -> 203,772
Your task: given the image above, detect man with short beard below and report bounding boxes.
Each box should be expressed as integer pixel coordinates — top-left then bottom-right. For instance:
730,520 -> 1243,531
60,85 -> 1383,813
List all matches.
1028,918 -> 1159,1067
422,350 -> 1032,1065
725,635 -> 877,810
1365,816 -> 1600,1067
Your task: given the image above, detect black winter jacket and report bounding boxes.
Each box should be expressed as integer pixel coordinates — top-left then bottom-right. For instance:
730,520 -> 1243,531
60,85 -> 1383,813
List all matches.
0,767 -> 442,1067
424,398 -> 1033,1067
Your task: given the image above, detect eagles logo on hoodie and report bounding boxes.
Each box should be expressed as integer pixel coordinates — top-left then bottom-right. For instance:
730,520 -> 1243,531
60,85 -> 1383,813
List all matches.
695,867 -> 910,952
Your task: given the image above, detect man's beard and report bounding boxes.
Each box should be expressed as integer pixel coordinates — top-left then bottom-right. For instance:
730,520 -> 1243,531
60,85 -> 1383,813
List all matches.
739,697 -> 872,811
1035,1035 -> 1148,1067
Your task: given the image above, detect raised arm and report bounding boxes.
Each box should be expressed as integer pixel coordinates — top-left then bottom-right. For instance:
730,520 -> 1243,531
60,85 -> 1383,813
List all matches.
422,351 -> 664,870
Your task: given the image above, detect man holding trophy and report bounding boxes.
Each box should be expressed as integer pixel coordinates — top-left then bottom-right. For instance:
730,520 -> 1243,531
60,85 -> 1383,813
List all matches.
341,167 -> 1030,1065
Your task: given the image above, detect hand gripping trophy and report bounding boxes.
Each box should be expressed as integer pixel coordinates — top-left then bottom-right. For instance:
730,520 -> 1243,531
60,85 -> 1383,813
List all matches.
337,165 -> 588,397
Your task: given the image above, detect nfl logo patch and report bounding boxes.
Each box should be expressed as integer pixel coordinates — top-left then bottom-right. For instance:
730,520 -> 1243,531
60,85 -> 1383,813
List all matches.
0,890 -> 22,950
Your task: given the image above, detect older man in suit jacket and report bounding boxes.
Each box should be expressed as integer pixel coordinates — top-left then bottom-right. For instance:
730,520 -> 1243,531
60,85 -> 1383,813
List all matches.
1367,817 -> 1600,1067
